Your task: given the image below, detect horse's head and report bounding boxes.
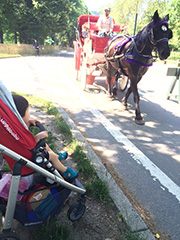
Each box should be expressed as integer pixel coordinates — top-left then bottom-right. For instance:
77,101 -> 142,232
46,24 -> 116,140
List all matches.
149,10 -> 173,60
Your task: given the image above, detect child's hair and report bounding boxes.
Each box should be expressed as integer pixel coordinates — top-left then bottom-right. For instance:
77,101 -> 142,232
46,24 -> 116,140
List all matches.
12,94 -> 29,117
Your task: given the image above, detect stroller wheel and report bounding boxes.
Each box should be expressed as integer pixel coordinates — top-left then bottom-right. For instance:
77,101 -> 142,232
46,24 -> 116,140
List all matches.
67,202 -> 86,221
0,230 -> 19,240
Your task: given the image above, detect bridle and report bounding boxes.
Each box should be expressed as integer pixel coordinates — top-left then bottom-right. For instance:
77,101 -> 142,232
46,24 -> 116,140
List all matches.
125,20 -> 170,62
148,21 -> 169,46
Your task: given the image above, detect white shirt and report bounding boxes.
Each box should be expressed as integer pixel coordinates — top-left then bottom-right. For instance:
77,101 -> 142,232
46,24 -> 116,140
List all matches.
97,15 -> 114,32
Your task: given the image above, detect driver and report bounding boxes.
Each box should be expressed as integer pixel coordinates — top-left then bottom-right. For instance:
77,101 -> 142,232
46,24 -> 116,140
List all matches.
97,7 -> 114,37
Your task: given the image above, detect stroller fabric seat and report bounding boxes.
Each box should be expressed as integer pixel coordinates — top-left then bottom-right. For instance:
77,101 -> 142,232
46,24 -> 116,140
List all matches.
0,98 -> 36,175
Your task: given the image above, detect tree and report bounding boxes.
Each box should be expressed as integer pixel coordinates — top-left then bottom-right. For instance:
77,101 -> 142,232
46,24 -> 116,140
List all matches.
111,0 -> 171,36
0,0 -> 87,45
111,0 -> 145,36
168,0 -> 180,49
62,0 -> 87,46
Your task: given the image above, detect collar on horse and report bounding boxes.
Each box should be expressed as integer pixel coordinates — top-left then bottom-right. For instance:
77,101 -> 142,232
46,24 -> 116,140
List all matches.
123,37 -> 154,67
106,20 -> 169,68
106,36 -> 154,67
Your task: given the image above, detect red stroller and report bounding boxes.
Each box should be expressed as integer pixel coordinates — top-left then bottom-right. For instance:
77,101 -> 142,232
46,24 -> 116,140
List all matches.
0,81 -> 86,240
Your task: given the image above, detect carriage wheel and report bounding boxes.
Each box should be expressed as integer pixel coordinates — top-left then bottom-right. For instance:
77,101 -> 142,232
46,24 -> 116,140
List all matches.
81,57 -> 87,90
74,49 -> 79,81
118,75 -> 129,91
75,70 -> 79,81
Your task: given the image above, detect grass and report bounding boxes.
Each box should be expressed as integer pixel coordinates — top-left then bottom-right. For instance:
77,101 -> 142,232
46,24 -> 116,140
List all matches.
55,117 -> 73,144
13,93 -> 146,240
33,218 -> 70,240
168,50 -> 180,61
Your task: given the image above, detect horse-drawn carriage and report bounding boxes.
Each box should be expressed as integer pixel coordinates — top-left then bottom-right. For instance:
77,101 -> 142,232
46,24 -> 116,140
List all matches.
73,15 -> 128,91
73,11 -> 172,125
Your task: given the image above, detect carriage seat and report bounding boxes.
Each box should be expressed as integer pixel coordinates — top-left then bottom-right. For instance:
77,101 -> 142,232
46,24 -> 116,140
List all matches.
82,22 -> 125,53
84,22 -> 122,33
90,34 -> 109,53
89,24 -> 122,53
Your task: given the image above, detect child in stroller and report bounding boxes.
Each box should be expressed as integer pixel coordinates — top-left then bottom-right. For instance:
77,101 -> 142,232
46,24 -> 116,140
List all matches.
12,94 -> 77,180
0,81 -> 86,240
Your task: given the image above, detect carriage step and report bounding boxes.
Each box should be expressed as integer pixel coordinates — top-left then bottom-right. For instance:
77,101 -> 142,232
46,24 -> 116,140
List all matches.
91,70 -> 102,76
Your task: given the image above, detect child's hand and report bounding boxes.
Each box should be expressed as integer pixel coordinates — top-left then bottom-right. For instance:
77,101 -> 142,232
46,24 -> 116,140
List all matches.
29,119 -> 39,126
35,131 -> 48,143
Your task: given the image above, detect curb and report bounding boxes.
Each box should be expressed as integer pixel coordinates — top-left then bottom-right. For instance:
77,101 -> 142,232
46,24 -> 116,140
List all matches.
56,105 -> 156,240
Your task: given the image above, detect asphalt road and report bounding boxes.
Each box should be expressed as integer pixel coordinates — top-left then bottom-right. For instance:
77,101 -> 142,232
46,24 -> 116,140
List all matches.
0,52 -> 180,239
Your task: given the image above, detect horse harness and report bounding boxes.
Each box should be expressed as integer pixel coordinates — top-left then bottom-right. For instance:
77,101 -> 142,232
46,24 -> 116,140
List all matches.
105,20 -> 169,69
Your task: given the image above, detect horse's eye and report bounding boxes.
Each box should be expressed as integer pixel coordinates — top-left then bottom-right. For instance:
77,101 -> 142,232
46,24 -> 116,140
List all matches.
161,25 -> 167,31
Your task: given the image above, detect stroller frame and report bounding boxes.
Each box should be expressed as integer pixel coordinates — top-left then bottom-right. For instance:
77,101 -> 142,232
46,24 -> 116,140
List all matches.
0,144 -> 86,239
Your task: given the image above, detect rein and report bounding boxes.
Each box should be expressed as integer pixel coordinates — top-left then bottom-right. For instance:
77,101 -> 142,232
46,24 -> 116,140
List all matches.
106,36 -> 155,67
124,37 -> 155,67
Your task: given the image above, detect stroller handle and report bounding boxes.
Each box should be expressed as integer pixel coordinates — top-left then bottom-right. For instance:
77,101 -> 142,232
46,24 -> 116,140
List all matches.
30,122 -> 46,153
35,121 -> 46,131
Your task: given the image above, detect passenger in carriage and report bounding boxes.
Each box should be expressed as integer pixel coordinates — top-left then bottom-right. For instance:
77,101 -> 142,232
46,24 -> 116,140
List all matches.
97,7 -> 114,37
12,94 -> 78,180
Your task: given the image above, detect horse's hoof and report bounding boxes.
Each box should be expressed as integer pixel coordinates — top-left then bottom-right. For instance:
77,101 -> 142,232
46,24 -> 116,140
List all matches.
121,105 -> 127,110
121,102 -> 128,110
135,118 -> 145,125
107,94 -> 113,100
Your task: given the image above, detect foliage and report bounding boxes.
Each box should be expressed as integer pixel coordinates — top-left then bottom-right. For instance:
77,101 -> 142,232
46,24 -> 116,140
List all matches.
85,178 -> 112,203
71,145 -> 96,177
0,0 -> 87,46
111,0 -> 145,36
55,117 -> 73,143
168,0 -> 180,50
32,218 -> 70,240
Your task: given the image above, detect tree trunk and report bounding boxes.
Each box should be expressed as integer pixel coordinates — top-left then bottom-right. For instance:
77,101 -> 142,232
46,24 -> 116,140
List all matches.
14,32 -> 17,44
0,30 -> 3,43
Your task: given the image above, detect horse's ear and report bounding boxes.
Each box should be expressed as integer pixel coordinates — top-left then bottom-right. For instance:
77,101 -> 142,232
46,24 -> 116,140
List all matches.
164,14 -> 169,21
153,10 -> 160,23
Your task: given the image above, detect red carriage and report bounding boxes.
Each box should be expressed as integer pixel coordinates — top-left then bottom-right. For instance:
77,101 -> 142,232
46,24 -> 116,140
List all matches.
73,15 -> 128,91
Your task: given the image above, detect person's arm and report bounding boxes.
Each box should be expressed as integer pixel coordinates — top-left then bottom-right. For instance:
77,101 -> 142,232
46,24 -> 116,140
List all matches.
34,131 -> 48,143
29,118 -> 39,126
109,18 -> 114,34
28,119 -> 48,143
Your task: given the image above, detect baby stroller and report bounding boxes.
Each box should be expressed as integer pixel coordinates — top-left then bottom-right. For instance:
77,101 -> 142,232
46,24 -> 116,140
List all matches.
0,81 -> 86,240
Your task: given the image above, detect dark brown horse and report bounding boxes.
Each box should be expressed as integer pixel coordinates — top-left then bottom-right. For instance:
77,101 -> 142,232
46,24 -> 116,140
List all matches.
105,10 -> 173,125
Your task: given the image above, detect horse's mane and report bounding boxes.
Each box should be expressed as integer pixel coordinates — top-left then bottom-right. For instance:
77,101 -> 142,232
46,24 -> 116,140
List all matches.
135,26 -> 151,52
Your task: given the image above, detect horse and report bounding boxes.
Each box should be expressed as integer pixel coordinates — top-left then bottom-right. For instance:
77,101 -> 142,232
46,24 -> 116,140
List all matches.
105,10 -> 173,125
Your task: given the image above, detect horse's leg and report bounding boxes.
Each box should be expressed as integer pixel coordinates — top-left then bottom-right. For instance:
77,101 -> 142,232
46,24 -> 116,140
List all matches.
112,72 -> 119,96
107,61 -> 112,97
121,86 -> 132,110
131,81 -> 144,125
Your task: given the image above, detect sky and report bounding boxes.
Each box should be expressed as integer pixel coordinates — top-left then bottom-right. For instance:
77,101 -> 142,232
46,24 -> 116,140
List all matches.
84,0 -> 114,12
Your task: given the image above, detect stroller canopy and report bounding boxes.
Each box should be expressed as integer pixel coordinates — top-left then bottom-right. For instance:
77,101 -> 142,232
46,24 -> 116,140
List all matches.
0,81 -> 36,175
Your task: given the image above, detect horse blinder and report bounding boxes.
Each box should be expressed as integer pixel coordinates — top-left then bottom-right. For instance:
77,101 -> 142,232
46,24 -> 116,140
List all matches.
149,21 -> 171,45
